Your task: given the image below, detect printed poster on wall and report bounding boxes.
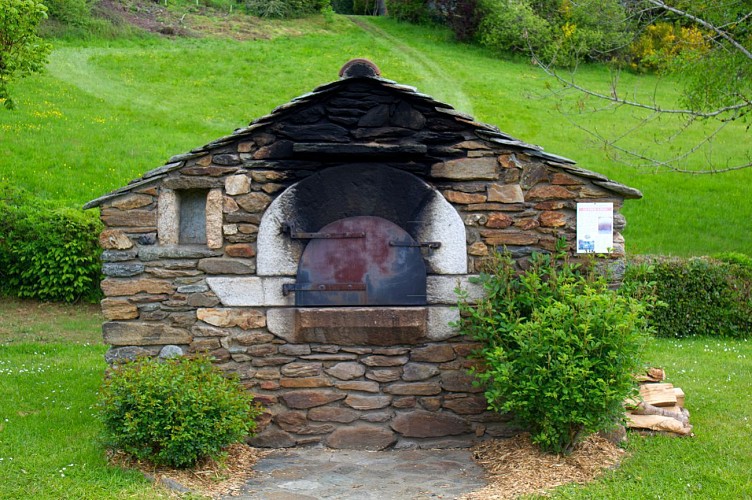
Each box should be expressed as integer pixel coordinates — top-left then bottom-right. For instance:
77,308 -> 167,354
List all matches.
576,203 -> 613,253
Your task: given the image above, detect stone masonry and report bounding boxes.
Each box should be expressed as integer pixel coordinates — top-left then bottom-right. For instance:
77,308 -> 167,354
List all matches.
86,60 -> 641,450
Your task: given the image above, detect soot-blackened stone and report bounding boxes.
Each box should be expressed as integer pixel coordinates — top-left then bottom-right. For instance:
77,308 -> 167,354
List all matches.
290,164 -> 435,236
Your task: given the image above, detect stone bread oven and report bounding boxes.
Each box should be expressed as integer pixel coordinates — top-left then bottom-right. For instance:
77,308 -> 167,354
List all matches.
85,59 -> 642,450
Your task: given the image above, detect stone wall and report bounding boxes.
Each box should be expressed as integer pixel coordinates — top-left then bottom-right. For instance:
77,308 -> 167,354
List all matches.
93,75 -> 638,449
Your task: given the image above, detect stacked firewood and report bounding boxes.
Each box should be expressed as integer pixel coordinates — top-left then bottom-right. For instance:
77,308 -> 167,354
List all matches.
625,368 -> 693,436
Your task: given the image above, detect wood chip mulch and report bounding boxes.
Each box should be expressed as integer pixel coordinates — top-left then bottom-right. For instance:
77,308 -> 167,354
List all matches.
460,433 -> 626,499
109,443 -> 270,498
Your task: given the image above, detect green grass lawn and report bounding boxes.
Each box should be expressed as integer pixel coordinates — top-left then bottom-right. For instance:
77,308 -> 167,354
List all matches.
0,300 -> 165,499
0,15 -> 749,256
550,337 -> 752,499
0,298 -> 749,498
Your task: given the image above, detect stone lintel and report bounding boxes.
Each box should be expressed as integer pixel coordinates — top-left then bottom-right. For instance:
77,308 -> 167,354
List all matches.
139,245 -> 223,261
430,157 -> 498,180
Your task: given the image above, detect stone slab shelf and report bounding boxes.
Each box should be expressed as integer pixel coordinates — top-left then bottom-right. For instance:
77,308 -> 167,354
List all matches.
294,307 -> 428,346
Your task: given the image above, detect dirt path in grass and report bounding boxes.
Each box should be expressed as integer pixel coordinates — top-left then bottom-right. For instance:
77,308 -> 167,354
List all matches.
347,16 -> 475,116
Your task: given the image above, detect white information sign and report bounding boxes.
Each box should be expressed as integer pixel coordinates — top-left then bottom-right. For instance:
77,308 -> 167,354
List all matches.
576,203 -> 613,253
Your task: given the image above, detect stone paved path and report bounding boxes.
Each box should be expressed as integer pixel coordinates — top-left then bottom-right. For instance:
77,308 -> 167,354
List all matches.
226,448 -> 486,499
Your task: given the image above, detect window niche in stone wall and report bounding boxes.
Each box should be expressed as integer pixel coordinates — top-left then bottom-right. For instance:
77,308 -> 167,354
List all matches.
179,189 -> 208,245
158,188 -> 223,248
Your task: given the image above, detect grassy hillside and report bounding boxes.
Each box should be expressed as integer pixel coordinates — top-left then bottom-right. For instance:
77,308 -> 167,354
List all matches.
0,15 -> 749,256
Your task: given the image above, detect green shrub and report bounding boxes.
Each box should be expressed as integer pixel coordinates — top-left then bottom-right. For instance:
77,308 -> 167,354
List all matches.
387,0 -> 433,23
625,22 -> 709,73
476,0 -> 631,67
713,252 -> 752,269
434,0 -> 481,41
244,0 -> 330,18
457,248 -> 650,454
624,256 -> 752,339
477,0 -> 553,57
331,0 -> 350,13
43,0 -> 93,26
98,355 -> 262,469
0,183 -> 102,303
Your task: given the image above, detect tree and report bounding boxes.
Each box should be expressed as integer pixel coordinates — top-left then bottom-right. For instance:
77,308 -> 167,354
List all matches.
0,0 -> 52,110
537,0 -> 752,173
477,0 -> 632,66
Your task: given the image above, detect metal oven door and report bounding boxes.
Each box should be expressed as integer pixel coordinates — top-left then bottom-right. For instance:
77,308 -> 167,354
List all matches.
287,216 -> 427,306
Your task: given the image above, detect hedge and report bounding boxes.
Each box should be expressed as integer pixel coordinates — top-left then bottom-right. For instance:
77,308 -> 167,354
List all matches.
0,183 -> 102,303
623,256 -> 752,339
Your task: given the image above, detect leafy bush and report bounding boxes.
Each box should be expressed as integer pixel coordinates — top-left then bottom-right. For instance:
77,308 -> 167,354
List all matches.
624,256 -> 752,339
38,0 -> 135,39
713,252 -> 752,269
625,22 -> 709,73
98,355 -> 263,469
0,0 -> 52,109
457,248 -> 650,454
387,0 -> 433,23
43,0 -> 93,26
0,183 -> 102,303
476,0 -> 631,67
476,0 -> 552,58
331,0 -> 353,14
434,0 -> 481,41
244,0 -> 330,18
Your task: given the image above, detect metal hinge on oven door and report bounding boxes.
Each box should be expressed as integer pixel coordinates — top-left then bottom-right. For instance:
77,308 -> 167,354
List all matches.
282,283 -> 367,296
389,241 -> 441,250
282,222 -> 365,240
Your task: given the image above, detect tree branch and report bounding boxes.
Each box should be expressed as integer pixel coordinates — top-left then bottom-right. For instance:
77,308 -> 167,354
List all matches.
646,0 -> 752,61
538,61 -> 748,119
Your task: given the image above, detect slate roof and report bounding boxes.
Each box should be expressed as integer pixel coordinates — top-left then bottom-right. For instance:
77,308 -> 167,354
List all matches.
84,71 -> 642,209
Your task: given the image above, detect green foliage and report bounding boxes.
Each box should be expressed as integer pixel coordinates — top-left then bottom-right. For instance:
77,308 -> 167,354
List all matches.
97,354 -> 262,469
434,0 -> 481,41
676,39 -> 752,115
387,0 -> 433,23
0,0 -> 53,109
625,22 -> 709,73
624,257 -> 752,339
713,251 -> 752,269
331,0 -> 353,13
244,0 -> 330,18
0,183 -> 102,303
475,0 -> 631,66
43,0 -> 93,26
457,248 -> 650,454
646,0 -> 752,114
476,0 -> 552,57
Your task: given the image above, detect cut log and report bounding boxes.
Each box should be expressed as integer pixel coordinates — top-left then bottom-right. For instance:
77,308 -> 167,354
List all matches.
635,367 -> 666,383
632,402 -> 689,426
638,383 -> 677,407
674,387 -> 685,407
626,414 -> 693,436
